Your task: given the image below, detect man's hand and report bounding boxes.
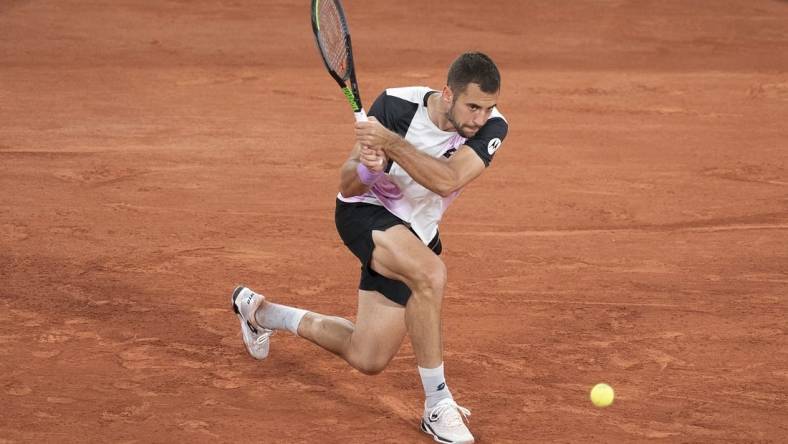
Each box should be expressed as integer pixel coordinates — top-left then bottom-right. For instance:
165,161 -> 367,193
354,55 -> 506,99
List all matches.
354,117 -> 400,153
359,146 -> 386,172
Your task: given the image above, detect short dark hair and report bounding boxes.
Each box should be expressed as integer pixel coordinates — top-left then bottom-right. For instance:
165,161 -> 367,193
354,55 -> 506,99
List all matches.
447,52 -> 501,95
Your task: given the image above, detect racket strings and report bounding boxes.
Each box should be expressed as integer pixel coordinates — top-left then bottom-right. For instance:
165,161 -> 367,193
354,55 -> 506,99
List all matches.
317,1 -> 349,78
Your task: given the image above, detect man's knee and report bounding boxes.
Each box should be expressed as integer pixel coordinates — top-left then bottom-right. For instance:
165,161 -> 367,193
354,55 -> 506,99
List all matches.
410,259 -> 447,300
349,349 -> 393,375
355,358 -> 389,376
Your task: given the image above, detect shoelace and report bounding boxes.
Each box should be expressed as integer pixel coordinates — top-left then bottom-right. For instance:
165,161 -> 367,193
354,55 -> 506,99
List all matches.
255,329 -> 275,345
429,400 -> 471,426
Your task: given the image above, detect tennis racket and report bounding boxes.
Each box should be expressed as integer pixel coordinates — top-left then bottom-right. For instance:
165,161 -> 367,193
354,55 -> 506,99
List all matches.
310,0 -> 367,123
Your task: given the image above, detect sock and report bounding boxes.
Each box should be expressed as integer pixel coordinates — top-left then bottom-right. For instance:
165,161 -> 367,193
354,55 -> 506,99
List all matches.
255,302 -> 308,336
419,363 -> 453,409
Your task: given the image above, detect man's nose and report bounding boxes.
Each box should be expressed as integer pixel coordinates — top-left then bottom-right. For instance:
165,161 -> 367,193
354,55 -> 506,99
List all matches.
473,112 -> 486,127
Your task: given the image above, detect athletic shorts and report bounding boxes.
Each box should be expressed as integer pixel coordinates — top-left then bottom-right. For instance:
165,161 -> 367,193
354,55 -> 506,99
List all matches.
334,199 -> 442,306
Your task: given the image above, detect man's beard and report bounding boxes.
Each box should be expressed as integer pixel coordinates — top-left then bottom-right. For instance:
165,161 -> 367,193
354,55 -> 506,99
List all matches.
446,103 -> 478,138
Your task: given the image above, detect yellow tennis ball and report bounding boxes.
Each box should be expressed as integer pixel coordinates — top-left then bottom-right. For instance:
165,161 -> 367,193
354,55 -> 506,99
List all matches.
590,383 -> 615,407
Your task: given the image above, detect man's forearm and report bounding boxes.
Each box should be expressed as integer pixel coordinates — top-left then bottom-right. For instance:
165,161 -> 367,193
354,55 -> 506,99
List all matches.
339,160 -> 369,197
384,138 -> 458,197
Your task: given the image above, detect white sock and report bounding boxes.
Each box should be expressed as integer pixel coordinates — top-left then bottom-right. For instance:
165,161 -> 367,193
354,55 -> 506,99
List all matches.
419,363 -> 453,409
255,302 -> 308,336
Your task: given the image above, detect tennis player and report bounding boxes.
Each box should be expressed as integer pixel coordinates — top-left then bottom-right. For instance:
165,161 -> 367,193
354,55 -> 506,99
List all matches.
233,52 -> 507,444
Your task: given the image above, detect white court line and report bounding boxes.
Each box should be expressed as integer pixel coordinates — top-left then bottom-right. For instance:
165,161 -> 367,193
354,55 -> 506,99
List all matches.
490,297 -> 684,308
451,222 -> 788,237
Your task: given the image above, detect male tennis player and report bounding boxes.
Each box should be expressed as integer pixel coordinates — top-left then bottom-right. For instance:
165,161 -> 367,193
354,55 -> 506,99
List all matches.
233,52 -> 507,444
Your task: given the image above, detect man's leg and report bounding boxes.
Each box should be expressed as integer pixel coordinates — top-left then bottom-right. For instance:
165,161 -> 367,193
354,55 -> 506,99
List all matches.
296,289 -> 407,375
240,224 -> 447,374
367,226 -> 474,443
238,286 -> 407,375
368,225 -> 446,369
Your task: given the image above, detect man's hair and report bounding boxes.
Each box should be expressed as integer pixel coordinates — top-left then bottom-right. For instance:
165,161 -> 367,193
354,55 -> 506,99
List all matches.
447,52 -> 501,95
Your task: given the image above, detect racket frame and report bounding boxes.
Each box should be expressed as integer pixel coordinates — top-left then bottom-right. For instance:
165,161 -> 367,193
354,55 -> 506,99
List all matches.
310,0 -> 367,121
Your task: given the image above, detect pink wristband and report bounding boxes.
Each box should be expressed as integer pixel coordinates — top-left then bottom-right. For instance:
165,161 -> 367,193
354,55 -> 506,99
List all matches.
356,163 -> 383,186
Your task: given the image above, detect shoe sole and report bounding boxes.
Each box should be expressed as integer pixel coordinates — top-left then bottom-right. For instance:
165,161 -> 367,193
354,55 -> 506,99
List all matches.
420,420 -> 474,444
232,285 -> 260,333
231,285 -> 271,359
231,285 -> 245,315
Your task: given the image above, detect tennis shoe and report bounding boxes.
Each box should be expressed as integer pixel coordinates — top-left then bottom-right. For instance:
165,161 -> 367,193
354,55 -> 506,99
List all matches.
231,286 -> 274,360
420,398 -> 474,444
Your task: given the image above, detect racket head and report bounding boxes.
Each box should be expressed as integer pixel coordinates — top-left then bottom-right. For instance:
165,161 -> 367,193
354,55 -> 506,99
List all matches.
311,0 -> 363,112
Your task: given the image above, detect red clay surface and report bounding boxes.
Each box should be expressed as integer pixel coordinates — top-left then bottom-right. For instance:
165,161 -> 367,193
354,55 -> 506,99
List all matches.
2,1 -> 787,442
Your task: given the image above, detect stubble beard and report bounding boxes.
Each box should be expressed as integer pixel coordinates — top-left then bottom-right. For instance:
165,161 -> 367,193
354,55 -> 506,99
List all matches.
446,103 -> 475,138
446,102 -> 478,139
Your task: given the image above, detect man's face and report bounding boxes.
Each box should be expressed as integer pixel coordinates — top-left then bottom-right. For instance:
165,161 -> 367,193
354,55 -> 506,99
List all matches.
446,82 -> 499,138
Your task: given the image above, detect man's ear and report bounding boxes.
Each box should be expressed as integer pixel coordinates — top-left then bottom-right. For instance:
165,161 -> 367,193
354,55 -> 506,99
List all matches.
442,85 -> 453,104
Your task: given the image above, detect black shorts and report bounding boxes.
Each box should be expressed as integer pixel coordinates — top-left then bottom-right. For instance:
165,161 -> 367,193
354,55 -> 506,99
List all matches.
335,199 -> 442,306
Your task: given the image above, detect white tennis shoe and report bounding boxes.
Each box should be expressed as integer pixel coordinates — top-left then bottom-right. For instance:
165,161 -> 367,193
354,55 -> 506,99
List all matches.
231,286 -> 274,360
420,398 -> 474,444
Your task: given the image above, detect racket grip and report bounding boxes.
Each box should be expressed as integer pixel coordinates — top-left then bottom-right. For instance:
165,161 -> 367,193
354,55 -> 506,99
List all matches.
354,109 -> 368,122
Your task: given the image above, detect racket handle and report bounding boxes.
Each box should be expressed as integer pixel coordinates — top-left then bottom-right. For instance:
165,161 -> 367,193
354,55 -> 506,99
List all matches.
353,108 -> 383,168
354,109 -> 368,122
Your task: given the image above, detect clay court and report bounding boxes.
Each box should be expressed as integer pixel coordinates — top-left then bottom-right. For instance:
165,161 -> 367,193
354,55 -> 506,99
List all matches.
2,0 -> 787,442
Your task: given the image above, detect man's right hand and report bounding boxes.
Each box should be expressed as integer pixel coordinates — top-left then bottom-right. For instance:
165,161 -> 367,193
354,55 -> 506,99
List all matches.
359,146 -> 386,173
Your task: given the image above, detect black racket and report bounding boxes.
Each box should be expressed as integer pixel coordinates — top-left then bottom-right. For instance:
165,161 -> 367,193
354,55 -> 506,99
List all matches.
310,0 -> 368,122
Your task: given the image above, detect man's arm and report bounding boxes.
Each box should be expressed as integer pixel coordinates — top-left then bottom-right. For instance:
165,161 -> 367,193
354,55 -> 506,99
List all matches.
355,119 -> 485,197
385,140 -> 485,197
339,142 -> 387,198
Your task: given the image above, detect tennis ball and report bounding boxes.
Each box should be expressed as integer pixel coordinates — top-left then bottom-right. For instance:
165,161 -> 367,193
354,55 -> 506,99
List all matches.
590,383 -> 615,408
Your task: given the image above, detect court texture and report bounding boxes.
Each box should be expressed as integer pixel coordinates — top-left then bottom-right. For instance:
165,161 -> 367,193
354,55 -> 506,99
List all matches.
1,1 -> 786,442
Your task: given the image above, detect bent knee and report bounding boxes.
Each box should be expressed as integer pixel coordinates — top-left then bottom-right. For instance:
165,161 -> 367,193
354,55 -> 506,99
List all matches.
410,259 -> 447,298
353,355 -> 391,375
356,362 -> 387,376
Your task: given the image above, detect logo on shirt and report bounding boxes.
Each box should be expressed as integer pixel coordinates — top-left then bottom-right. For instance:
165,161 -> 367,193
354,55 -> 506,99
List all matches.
487,138 -> 502,155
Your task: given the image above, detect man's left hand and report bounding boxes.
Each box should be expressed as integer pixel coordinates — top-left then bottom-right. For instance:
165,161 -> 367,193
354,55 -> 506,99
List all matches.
354,117 -> 400,152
